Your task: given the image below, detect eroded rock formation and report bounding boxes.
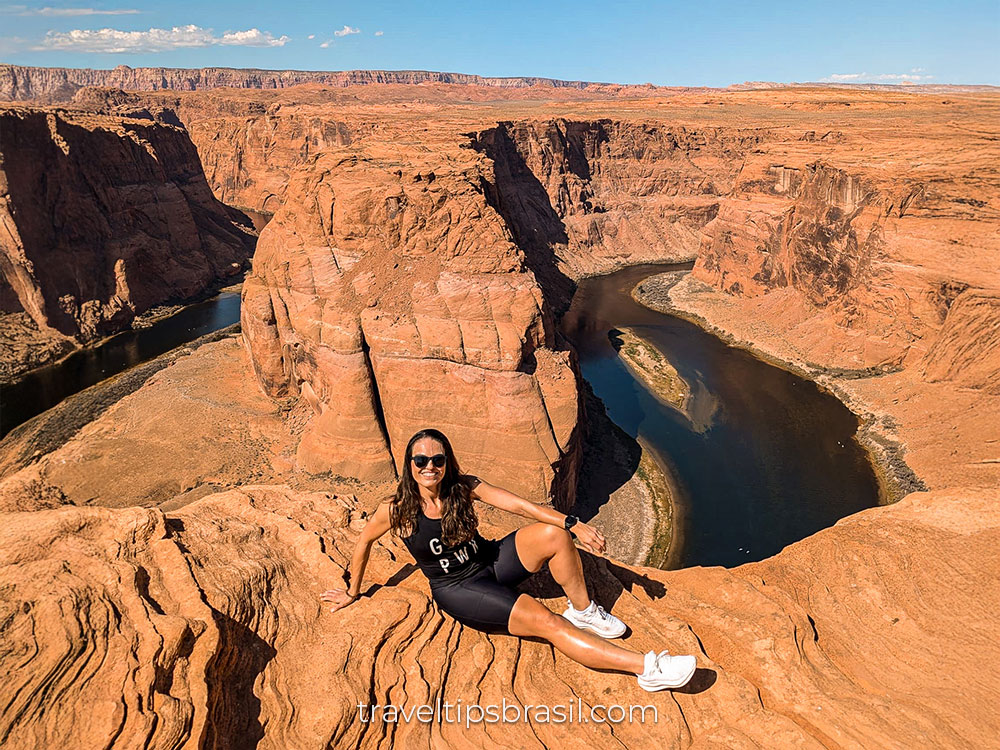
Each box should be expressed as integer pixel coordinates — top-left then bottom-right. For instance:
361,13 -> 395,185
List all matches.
0,63 -> 655,103
2,484 -> 996,748
0,106 -> 256,382
240,143 -> 581,503
470,120 -> 754,283
685,121 -> 1000,377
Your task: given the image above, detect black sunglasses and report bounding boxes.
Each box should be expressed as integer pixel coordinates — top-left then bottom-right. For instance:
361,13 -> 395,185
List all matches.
411,454 -> 446,469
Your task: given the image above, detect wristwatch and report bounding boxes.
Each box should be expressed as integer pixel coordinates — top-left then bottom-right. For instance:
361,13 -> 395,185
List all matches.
564,514 -> 578,531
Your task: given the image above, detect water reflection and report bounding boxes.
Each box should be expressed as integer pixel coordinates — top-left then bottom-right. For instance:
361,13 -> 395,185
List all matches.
560,264 -> 880,568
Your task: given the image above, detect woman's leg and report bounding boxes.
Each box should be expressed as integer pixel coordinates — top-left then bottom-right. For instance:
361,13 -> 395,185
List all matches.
507,593 -> 645,674
513,523 -> 590,610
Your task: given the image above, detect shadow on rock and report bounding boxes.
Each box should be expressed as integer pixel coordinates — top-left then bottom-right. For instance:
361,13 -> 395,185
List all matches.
571,378 -> 642,522
204,613 -> 277,750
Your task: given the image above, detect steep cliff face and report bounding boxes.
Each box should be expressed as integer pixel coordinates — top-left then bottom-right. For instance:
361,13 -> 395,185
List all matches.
241,143 -> 581,505
2,484 -> 996,748
470,120 -> 765,293
235,118 -> 770,500
690,142 -> 1000,376
0,63 -> 639,103
0,107 -> 256,382
920,288 -> 1000,394
2,86 -> 998,748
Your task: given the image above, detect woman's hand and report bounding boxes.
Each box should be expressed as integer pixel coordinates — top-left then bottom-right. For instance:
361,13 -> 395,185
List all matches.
321,587 -> 357,613
571,522 -> 606,554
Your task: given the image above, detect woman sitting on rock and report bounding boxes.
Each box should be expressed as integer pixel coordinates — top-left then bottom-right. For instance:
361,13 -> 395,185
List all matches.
322,427 -> 696,691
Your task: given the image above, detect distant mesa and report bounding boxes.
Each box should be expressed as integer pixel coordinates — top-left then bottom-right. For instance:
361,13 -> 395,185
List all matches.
0,63 -> 625,103
3,64 -> 996,104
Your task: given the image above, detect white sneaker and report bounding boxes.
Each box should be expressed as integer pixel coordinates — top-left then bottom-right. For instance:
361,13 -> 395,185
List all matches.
637,650 -> 697,691
561,600 -> 627,638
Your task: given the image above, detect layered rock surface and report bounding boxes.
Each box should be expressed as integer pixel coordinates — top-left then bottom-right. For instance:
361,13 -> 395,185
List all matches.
240,139 -> 581,504
691,150 -> 1000,374
130,84 -> 996,504
631,91 -> 1000,494
0,63 -> 665,103
0,106 -> 256,382
1,484 -> 996,748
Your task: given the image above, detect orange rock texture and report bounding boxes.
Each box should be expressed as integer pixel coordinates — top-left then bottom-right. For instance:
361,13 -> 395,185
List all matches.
1,485 -> 996,748
240,138 -> 581,502
0,106 -> 256,382
1,78 -> 998,748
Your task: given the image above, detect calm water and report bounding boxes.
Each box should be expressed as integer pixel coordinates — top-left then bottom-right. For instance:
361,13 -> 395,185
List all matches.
559,263 -> 880,569
1,292 -> 242,437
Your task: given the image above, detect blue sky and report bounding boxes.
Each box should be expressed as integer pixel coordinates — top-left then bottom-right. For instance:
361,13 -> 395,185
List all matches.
1,1 -> 998,86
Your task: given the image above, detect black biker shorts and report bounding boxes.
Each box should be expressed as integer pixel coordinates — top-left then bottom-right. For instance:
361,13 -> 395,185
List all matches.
429,530 -> 533,633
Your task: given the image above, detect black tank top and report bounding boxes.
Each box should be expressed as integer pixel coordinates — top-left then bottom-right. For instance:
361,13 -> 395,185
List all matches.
401,510 -> 493,587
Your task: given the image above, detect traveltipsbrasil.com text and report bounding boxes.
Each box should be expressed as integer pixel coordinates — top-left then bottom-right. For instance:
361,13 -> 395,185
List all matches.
358,698 -> 658,726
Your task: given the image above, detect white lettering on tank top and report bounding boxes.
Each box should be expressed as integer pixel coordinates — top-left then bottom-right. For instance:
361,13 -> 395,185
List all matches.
430,535 -> 480,573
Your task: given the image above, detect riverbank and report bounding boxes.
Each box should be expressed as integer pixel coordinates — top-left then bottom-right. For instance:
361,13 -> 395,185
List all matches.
631,270 -> 1000,500
0,323 -> 242,480
1,279 -> 247,437
1,273 -> 247,389
634,438 -> 681,569
571,379 -> 680,568
131,279 -> 244,329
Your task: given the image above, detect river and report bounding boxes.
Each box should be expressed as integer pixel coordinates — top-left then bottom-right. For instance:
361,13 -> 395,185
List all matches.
559,263 -> 880,568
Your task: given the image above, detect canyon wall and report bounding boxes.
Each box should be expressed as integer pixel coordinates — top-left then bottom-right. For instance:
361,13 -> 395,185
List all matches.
0,107 -> 256,382
70,86 -> 368,212
691,139 -> 1000,379
235,116 -> 772,497
0,64 -> 641,103
470,120 -> 766,304
1,85 -> 998,748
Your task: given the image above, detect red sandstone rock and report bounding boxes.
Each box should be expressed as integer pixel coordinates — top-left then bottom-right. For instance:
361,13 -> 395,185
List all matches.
0,63 -> 666,103
1,82 -> 998,749
0,337 -> 304,511
1,484 -> 996,748
240,146 -> 581,503
0,106 -> 256,382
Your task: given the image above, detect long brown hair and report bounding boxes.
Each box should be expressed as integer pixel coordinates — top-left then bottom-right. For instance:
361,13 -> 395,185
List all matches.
390,428 -> 478,546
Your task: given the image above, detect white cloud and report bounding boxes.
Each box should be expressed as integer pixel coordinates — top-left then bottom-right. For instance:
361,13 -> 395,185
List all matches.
374,30 -> 383,36
820,70 -> 934,83
37,24 -> 289,53
307,33 -> 315,39
319,40 -> 330,48
1,4 -> 139,14
218,28 -> 287,46
333,24 -> 359,37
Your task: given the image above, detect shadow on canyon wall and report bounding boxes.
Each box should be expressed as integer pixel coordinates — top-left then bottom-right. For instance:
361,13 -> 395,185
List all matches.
468,123 -> 580,317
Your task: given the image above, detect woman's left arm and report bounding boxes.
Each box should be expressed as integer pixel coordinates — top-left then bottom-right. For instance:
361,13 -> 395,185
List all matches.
470,477 -> 607,554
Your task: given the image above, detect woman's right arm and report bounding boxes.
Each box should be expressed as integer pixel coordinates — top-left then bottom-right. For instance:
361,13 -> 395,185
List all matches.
321,500 -> 393,612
